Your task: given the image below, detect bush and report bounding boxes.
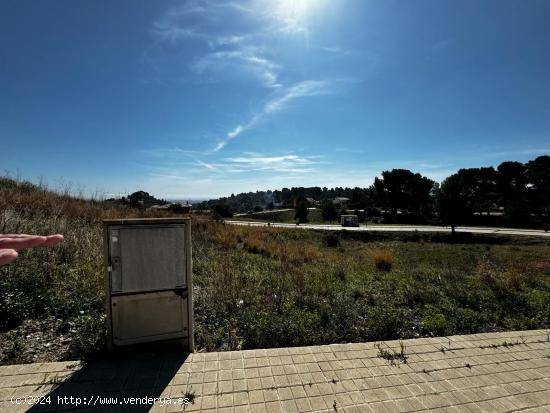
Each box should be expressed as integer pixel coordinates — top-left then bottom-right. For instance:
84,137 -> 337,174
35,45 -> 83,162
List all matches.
421,311 -> 449,336
66,314 -> 106,360
321,201 -> 338,222
334,269 -> 347,281
370,248 -> 394,272
212,204 -> 233,218
365,304 -> 405,340
452,307 -> 486,334
324,233 -> 340,247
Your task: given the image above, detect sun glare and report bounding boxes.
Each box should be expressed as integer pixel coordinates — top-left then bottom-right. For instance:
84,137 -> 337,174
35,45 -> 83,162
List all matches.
272,0 -> 323,34
277,0 -> 312,16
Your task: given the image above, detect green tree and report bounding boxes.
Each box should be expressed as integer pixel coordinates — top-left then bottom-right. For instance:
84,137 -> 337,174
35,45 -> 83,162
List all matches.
212,203 -> 233,218
321,201 -> 338,222
374,169 -> 434,217
496,161 -> 527,223
526,156 -> 550,225
452,167 -> 497,216
474,167 -> 497,215
294,197 -> 309,224
437,174 -> 471,235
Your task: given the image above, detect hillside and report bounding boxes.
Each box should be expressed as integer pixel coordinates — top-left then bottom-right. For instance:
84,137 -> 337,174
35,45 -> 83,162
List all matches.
0,177 -> 169,363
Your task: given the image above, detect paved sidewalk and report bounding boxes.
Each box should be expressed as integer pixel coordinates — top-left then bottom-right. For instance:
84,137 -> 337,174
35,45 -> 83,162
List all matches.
1,329 -> 550,412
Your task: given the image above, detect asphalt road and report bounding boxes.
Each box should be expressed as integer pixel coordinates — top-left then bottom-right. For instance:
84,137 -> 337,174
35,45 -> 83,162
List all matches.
224,220 -> 550,238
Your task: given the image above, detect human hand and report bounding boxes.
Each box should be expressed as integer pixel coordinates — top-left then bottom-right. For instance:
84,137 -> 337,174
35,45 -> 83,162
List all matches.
0,234 -> 64,266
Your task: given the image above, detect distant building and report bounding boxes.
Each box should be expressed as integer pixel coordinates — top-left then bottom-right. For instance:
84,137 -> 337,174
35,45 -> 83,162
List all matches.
148,203 -> 192,214
332,197 -> 350,209
305,197 -> 320,207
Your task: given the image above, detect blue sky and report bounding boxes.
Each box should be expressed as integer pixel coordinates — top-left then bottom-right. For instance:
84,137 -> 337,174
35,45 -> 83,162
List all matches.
1,0 -> 549,199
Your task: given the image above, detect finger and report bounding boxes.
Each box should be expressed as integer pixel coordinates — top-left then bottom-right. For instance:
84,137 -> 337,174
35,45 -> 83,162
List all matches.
41,234 -> 64,247
0,249 -> 18,266
0,234 -> 64,245
0,236 -> 47,250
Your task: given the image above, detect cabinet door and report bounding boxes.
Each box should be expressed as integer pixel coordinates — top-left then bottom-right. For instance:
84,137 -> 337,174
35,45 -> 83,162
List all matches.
111,291 -> 188,346
110,225 -> 186,293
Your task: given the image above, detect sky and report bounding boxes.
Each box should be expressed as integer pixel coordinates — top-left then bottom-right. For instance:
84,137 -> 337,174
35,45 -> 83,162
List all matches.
1,0 -> 550,199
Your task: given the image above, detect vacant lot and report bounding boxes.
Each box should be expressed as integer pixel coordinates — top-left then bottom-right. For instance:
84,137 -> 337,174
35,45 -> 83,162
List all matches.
193,221 -> 550,351
1,178 -> 550,364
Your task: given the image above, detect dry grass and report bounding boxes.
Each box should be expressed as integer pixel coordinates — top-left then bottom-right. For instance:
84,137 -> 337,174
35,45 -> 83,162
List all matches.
477,253 -> 537,290
0,177 -> 171,363
370,248 -> 394,272
194,220 -> 321,264
0,176 -> 164,226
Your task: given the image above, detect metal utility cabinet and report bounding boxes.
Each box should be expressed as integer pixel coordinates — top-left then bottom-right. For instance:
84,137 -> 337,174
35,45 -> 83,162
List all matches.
103,218 -> 193,351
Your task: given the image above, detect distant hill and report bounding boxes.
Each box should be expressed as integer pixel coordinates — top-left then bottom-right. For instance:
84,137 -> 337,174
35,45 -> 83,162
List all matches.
196,186 -> 373,214
105,190 -> 168,209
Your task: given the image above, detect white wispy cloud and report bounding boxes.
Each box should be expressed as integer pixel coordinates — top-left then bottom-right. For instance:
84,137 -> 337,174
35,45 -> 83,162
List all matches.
214,79 -> 334,150
190,49 -> 281,88
265,80 -> 331,112
141,148 -> 325,178
148,1 -> 356,153
226,153 -> 317,165
213,141 -> 228,152
151,0 -> 285,89
227,125 -> 245,139
152,1 -> 256,42
195,159 -> 222,172
221,153 -> 323,174
317,46 -> 365,57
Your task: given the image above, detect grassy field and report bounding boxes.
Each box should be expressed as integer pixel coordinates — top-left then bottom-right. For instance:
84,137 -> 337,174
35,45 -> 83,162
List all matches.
193,223 -> 550,351
1,177 -> 550,364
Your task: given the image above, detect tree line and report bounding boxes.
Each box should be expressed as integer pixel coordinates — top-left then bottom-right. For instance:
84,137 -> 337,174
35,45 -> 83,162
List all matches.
197,156 -> 550,229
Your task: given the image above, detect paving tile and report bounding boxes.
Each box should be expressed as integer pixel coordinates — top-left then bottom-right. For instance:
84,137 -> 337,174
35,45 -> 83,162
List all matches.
262,389 -> 279,402
201,394 -> 217,410
261,376 -> 276,389
233,369 -> 246,380
277,387 -> 294,401
264,401 -> 282,413
234,379 -> 247,392
274,375 -> 289,387
219,370 -> 232,381
1,330 -> 550,412
280,399 -> 299,413
308,395 -> 327,411
233,391 -> 249,406
217,393 -> 234,408
250,403 -> 268,413
290,386 -> 307,399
